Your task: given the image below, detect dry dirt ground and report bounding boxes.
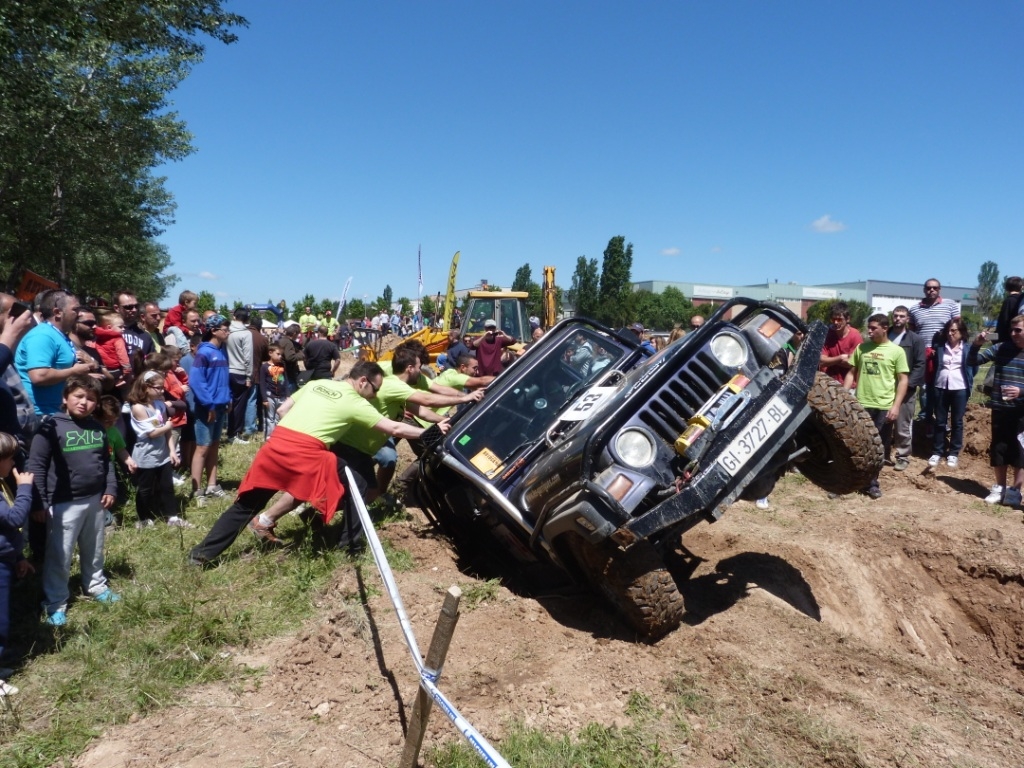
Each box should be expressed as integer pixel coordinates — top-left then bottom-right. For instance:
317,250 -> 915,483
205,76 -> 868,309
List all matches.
78,405 -> 1024,768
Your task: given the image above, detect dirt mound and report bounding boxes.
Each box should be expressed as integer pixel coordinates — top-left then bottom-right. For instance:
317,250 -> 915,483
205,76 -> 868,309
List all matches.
77,405 -> 1024,768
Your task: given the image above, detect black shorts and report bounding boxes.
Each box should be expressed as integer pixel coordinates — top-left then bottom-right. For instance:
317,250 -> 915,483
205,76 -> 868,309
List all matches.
989,408 -> 1024,468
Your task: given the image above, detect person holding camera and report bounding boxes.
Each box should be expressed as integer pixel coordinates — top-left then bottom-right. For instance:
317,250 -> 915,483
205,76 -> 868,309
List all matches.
469,319 -> 515,376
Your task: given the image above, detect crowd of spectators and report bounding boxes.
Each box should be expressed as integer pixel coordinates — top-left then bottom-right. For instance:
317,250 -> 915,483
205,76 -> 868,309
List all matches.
1,277 -> 1023,699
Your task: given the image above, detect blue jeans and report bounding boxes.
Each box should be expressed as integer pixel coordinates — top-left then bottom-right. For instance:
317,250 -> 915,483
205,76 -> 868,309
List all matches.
864,408 -> 894,494
933,387 -> 967,457
0,560 -> 11,661
373,439 -> 398,470
264,395 -> 285,439
245,384 -> 260,435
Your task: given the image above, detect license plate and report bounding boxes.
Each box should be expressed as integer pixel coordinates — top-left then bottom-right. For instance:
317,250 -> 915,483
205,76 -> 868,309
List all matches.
716,396 -> 792,477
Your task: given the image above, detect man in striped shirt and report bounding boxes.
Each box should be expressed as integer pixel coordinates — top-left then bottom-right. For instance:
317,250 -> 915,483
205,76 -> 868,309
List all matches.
968,315 -> 1024,507
909,279 -> 959,426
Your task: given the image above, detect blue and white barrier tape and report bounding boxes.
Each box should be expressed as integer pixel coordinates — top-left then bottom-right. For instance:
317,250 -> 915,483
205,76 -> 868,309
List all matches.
346,468 -> 512,768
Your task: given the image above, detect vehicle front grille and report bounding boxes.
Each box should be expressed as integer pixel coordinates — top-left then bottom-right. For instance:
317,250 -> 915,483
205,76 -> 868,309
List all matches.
637,347 -> 731,445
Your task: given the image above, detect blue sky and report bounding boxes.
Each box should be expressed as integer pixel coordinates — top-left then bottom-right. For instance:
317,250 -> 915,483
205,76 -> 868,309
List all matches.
157,1 -> 1024,308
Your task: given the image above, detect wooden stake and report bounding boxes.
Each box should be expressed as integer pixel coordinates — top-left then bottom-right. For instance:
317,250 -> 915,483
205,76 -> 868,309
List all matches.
399,585 -> 462,768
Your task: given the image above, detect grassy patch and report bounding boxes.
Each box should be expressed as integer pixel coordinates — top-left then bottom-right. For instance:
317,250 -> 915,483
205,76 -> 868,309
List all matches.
459,577 -> 502,610
429,719 -> 674,768
0,441 -> 352,767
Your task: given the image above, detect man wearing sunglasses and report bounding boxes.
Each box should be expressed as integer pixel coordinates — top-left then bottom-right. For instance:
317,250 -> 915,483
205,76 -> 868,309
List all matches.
189,362 -> 446,564
113,291 -> 154,361
70,308 -> 114,392
909,279 -> 960,427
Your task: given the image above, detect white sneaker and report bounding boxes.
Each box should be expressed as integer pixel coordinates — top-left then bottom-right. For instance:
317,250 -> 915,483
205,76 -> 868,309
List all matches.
167,516 -> 195,529
755,498 -> 770,510
984,484 -> 1005,504
0,680 -> 19,697
171,474 -> 185,487
946,456 -> 958,468
928,454 -> 941,467
134,519 -> 155,530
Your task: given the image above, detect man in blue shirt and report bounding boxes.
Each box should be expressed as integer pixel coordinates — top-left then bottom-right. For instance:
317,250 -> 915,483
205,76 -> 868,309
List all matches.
15,291 -> 97,415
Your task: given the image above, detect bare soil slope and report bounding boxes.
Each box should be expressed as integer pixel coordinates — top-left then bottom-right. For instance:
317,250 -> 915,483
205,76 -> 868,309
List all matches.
78,406 -> 1024,768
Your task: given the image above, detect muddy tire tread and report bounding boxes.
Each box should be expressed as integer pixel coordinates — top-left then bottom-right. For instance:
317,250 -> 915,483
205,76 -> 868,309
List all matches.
799,372 -> 884,493
566,536 -> 684,640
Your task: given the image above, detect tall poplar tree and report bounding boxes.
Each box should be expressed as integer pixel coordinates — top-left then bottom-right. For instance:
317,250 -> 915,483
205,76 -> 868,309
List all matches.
568,256 -> 600,319
976,260 -> 1001,319
597,235 -> 633,327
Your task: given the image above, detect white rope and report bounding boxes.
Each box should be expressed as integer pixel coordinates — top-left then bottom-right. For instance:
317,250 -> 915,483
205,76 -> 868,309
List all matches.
346,468 -> 512,768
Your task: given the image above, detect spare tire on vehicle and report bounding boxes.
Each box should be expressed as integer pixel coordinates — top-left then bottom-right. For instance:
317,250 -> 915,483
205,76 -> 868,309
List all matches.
798,372 -> 884,494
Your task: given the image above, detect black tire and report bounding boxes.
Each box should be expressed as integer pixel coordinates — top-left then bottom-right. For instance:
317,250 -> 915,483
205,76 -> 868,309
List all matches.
798,372 -> 884,493
565,535 -> 684,640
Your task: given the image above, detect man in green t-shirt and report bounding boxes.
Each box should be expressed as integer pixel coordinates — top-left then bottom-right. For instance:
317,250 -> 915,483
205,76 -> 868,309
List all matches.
844,314 -> 909,499
413,354 -> 494,427
189,362 -> 444,563
348,345 -> 485,498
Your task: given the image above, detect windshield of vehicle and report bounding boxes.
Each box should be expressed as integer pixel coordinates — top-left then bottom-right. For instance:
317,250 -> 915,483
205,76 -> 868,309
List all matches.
499,297 -> 526,340
452,328 -> 628,478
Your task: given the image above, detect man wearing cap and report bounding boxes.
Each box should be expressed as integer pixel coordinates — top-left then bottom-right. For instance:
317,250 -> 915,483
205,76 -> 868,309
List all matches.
469,319 -> 515,376
438,328 -> 471,371
629,322 -> 656,354
323,310 -> 339,341
190,314 -> 231,502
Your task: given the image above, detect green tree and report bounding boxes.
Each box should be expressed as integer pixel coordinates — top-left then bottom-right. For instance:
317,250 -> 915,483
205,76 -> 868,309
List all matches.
421,294 -> 437,317
626,290 -> 663,330
291,294 -> 318,319
512,263 -> 533,293
568,256 -> 600,319
382,284 -> 394,309
806,299 -> 873,331
397,297 -> 412,315
346,298 -> 366,321
196,290 -> 218,314
661,286 -> 696,330
0,1 -> 246,300
976,261 -> 1001,319
597,236 -> 634,327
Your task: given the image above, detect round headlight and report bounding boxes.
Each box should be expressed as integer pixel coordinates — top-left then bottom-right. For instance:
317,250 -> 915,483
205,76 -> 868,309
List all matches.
710,332 -> 748,368
615,429 -> 657,468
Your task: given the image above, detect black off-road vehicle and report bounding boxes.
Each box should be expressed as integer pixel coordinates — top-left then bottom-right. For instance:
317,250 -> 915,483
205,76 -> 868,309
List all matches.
416,299 -> 882,638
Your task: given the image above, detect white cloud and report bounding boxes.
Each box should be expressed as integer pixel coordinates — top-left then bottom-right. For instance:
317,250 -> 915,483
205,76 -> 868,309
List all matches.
810,214 -> 846,233
710,246 -> 723,253
215,291 -> 229,298
198,270 -> 219,280
661,247 -> 680,257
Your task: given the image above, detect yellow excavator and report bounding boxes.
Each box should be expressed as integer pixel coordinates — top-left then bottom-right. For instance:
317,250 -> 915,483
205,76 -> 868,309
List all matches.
372,254 -> 555,363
